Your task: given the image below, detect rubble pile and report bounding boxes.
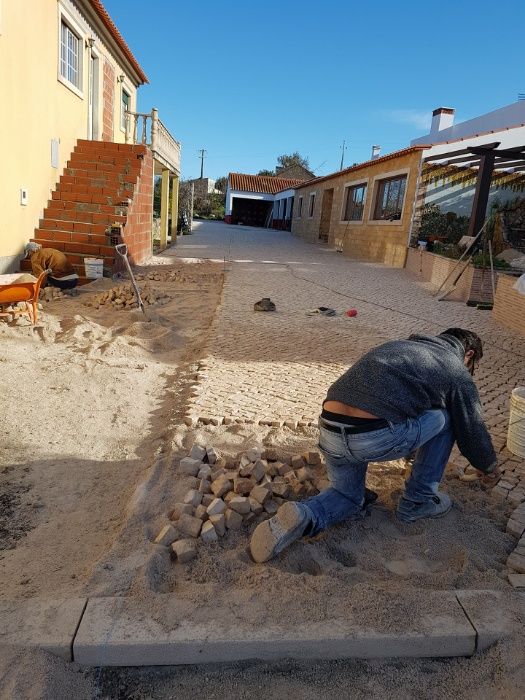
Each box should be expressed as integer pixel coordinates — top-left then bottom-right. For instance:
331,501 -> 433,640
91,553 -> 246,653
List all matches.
39,287 -> 65,302
155,444 -> 327,563
83,283 -> 170,311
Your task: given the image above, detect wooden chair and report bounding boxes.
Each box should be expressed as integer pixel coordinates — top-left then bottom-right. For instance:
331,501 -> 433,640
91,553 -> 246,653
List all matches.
0,270 -> 48,324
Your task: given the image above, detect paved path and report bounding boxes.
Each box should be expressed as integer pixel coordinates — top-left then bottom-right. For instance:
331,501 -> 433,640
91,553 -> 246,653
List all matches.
163,220 -> 525,503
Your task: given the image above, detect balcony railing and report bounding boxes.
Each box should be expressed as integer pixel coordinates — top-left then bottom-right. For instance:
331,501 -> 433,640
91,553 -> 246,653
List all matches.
125,108 -> 181,174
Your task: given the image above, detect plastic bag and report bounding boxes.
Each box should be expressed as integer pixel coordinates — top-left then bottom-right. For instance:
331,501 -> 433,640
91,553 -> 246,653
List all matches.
513,273 -> 525,296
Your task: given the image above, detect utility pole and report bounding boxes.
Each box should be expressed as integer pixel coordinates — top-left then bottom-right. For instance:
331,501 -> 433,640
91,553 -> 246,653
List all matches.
190,181 -> 195,232
198,149 -> 207,179
339,140 -> 347,170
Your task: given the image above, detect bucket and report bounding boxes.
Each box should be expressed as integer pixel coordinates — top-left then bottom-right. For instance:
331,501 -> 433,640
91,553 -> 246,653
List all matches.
507,387 -> 525,458
84,258 -> 104,279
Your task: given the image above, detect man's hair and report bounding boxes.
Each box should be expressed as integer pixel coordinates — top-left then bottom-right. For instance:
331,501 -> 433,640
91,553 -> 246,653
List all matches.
442,327 -> 483,362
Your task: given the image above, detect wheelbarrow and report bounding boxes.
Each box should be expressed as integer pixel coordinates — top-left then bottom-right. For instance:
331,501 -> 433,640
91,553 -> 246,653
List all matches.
0,270 -> 48,324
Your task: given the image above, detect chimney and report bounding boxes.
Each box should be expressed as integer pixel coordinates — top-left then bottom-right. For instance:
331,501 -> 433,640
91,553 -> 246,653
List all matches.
371,145 -> 381,160
430,107 -> 455,134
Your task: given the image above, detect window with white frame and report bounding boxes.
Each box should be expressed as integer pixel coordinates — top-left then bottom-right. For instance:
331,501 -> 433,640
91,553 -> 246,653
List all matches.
308,193 -> 315,217
372,175 -> 407,221
121,88 -> 130,130
298,196 -> 303,218
342,183 -> 366,221
60,19 -> 82,89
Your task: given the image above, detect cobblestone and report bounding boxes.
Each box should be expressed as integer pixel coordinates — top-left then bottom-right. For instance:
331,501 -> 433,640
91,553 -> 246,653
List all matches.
168,221 -> 525,502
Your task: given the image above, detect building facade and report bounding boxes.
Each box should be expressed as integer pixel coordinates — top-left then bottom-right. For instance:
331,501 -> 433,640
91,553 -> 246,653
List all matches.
0,0 -> 180,274
225,174 -> 303,227
291,147 -> 427,267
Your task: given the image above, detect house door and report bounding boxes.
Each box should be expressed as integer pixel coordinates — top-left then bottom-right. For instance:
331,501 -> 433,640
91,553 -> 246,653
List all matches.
87,53 -> 99,139
319,188 -> 334,242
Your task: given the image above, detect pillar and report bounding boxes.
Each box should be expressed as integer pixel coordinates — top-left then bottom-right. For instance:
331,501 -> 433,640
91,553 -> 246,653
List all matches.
171,175 -> 179,243
159,168 -> 169,250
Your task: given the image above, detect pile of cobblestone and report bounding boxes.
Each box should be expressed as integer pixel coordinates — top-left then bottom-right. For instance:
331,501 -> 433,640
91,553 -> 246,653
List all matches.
154,444 -> 326,564
83,283 -> 170,311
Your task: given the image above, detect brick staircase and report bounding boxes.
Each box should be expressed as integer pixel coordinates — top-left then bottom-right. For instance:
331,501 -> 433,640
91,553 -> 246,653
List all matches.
26,139 -> 153,281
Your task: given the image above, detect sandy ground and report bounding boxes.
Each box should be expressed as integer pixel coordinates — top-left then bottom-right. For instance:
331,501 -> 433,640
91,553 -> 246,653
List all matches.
1,229 -> 524,698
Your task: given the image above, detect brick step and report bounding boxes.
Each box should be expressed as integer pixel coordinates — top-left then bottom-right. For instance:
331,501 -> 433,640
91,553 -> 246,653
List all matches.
75,139 -> 147,154
55,182 -> 133,199
42,205 -> 127,226
59,173 -> 138,187
46,200 -> 129,215
65,160 -> 142,176
51,191 -> 130,206
69,152 -> 143,167
37,222 -> 110,240
33,234 -> 115,259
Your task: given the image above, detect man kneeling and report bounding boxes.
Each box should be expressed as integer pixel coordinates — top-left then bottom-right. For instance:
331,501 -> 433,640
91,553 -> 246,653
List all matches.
250,328 -> 501,563
25,242 -> 79,290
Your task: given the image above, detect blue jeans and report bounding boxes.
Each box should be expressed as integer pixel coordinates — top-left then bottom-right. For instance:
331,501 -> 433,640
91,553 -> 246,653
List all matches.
300,409 -> 455,535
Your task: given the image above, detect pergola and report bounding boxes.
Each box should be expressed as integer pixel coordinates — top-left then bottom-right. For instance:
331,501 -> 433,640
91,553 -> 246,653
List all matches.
423,142 -> 525,239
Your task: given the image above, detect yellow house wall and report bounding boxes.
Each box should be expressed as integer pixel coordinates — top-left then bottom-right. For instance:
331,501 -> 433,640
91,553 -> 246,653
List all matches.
0,0 -> 138,271
291,150 -> 423,268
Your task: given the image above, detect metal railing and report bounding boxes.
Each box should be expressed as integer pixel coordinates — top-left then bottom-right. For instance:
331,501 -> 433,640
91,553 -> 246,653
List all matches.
125,108 -> 181,174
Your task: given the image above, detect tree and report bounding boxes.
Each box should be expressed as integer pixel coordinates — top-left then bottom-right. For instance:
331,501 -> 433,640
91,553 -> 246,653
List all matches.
215,176 -> 227,193
275,152 -> 310,173
257,169 -> 275,177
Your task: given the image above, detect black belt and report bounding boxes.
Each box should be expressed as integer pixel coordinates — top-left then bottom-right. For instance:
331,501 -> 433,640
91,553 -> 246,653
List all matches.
319,416 -> 389,435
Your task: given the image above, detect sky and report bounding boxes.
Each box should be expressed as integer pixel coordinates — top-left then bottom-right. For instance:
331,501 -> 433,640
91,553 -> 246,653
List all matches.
104,0 -> 525,181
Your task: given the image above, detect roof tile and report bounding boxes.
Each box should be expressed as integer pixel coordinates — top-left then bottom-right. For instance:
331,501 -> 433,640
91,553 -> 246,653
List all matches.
229,173 -> 304,195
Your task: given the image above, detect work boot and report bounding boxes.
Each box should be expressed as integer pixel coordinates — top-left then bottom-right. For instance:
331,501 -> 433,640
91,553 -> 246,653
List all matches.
396,493 -> 453,523
250,501 -> 310,563
254,298 -> 276,312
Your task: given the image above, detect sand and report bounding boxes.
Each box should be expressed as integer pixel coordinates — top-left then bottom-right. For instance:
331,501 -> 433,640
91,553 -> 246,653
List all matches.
1,255 -> 524,697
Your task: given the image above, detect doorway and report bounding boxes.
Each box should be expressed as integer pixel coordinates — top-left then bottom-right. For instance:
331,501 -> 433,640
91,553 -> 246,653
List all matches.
319,188 -> 334,242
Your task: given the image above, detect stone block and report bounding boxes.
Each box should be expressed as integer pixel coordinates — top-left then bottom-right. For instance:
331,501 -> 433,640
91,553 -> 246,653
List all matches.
201,521 -> 218,543
73,591 -> 476,665
177,514 -> 203,538
198,478 -> 212,494
234,477 -> 254,495
245,447 -> 261,462
206,447 -> 219,465
262,448 -> 279,461
184,489 -> 202,507
244,512 -> 257,525
265,461 -> 279,477
202,494 -> 214,507
194,505 -> 208,521
296,467 -> 313,483
225,509 -> 243,530
239,462 -> 255,478
278,462 -> 293,476
304,451 -> 322,466
291,455 -> 305,470
214,456 -> 227,469
209,513 -> 226,537
206,498 -> 227,516
154,524 -> 179,547
197,465 -> 212,480
211,475 -> 233,498
229,496 -> 251,514
211,467 -> 226,481
179,457 -> 201,476
250,484 -> 271,505
508,573 -> 525,588
506,519 -> 525,538
507,552 -> 525,573
170,503 -> 193,521
252,460 -> 266,482
224,491 -> 236,504
271,481 -> 290,498
171,539 -> 197,564
249,497 -> 264,514
264,500 -> 278,515
239,455 -> 251,468
0,598 -> 87,661
190,444 -> 207,461
456,590 -> 516,651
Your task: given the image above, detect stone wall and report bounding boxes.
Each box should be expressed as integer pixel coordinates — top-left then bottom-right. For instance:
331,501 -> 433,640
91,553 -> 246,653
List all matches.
492,273 -> 525,336
404,247 -> 475,302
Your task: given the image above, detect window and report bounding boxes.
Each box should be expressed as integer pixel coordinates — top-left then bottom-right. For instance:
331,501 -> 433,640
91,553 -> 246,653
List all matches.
308,193 -> 315,217
298,196 -> 303,218
373,175 -> 407,220
121,88 -> 130,130
342,184 -> 366,221
60,20 -> 81,88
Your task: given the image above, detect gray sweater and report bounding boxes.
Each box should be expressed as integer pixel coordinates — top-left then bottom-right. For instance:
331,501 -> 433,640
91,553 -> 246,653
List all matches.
325,333 -> 497,473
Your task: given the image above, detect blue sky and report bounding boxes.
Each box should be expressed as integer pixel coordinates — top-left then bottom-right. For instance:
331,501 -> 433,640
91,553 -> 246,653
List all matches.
104,0 -> 525,181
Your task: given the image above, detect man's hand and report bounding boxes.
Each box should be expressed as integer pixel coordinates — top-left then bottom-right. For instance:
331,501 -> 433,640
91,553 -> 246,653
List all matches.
477,464 -> 503,489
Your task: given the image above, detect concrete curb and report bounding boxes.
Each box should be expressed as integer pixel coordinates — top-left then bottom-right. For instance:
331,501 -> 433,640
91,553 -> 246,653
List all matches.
0,590 -> 514,666
0,598 -> 87,661
74,591 -> 476,666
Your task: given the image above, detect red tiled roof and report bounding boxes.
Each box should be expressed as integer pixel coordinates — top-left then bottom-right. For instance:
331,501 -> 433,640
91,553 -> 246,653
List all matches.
294,146 -> 429,190
89,0 -> 149,84
228,173 -> 304,194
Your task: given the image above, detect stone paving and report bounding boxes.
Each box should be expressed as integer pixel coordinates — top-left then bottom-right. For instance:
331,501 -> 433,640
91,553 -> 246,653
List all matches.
165,221 -> 525,516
